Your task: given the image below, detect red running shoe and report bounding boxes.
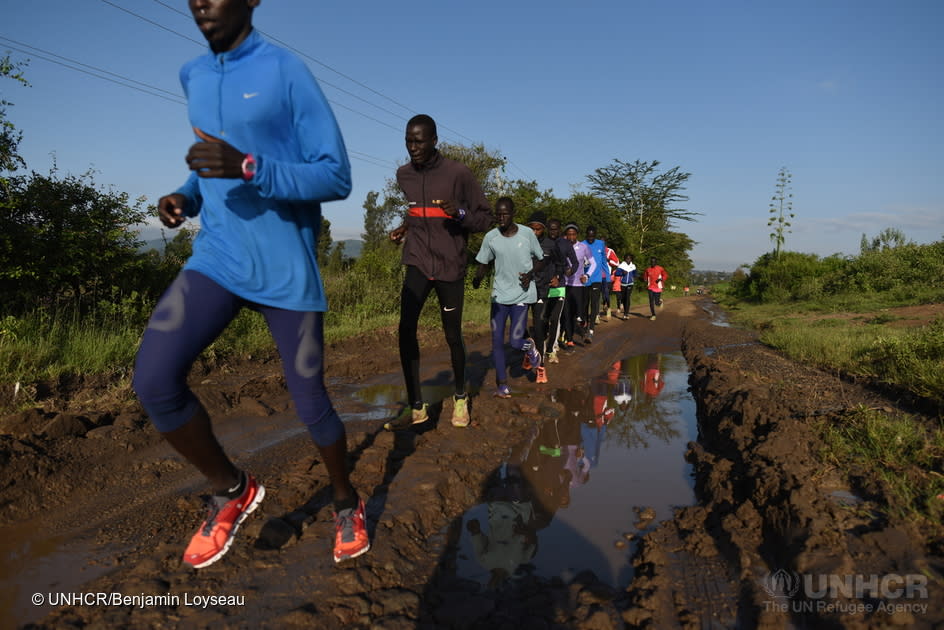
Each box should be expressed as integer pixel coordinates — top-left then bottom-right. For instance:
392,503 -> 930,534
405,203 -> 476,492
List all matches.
183,472 -> 265,569
334,498 -> 370,563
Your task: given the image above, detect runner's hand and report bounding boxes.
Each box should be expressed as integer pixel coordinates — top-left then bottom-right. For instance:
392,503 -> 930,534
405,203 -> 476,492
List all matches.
389,226 -> 407,244
158,193 -> 187,228
438,200 -> 459,217
186,127 -> 245,179
519,271 -> 533,290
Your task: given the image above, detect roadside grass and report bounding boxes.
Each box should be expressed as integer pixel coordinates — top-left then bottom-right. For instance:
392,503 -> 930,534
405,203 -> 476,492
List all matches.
715,284 -> 944,526
0,309 -> 143,383
717,295 -> 944,411
817,407 -> 944,523
0,274 -> 495,408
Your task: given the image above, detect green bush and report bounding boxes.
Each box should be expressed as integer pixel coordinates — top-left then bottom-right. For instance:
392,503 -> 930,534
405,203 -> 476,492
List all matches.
864,318 -> 944,408
826,241 -> 944,294
731,251 -> 845,303
731,239 -> 944,306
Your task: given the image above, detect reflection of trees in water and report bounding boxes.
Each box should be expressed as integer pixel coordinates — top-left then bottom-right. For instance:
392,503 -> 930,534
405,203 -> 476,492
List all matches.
608,401 -> 682,449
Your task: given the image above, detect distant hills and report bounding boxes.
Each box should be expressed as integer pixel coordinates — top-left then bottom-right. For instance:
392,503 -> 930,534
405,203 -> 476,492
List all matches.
139,238 -> 166,253
335,239 -> 363,258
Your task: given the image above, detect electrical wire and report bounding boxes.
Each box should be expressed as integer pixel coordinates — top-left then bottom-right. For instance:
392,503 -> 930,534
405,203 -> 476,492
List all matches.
0,39 -> 186,105
146,0 -> 490,147
0,38 -> 395,168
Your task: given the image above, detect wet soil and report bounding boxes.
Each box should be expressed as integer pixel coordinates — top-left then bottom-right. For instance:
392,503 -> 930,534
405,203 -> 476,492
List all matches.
2,298 -> 942,629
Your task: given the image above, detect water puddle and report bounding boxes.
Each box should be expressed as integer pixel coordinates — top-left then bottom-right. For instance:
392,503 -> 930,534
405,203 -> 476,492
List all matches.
828,489 -> 865,507
0,520 -> 116,627
349,382 -> 482,416
701,302 -> 732,327
452,352 -> 698,589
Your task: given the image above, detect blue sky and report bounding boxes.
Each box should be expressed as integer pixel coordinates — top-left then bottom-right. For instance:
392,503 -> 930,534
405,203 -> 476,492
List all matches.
3,0 -> 942,270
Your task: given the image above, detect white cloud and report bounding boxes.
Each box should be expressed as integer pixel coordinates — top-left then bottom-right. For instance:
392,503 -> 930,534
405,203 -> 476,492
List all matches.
805,205 -> 944,236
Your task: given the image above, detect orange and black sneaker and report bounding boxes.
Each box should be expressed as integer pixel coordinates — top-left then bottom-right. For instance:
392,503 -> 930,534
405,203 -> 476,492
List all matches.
183,472 -> 265,569
334,498 -> 370,563
536,366 -> 548,384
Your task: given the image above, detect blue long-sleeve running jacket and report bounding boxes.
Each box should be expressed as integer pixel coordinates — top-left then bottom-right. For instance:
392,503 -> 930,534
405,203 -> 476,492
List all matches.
175,29 -> 351,312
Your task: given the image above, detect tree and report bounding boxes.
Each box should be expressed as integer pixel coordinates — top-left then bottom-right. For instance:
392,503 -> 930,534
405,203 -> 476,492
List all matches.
767,167 -> 794,258
860,227 -> 908,253
162,225 -> 197,267
585,159 -> 698,261
361,189 -> 403,251
0,54 -> 30,173
0,165 -> 148,310
326,240 -> 347,272
545,192 -> 629,254
438,142 -> 506,200
317,217 -> 332,263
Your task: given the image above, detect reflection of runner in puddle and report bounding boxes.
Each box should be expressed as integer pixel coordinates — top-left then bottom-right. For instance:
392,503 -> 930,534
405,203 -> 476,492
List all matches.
643,354 -> 666,398
466,464 -> 537,589
582,361 -> 633,468
469,399 -> 592,588
525,404 -> 581,514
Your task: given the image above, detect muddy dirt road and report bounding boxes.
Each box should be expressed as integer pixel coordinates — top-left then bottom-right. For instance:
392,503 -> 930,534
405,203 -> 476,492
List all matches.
2,298 -> 941,629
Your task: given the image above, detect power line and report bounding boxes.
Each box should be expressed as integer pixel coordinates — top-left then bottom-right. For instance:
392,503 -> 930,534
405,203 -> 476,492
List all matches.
150,0 -> 414,117
0,39 -> 186,105
330,101 -> 401,133
146,0 -> 482,146
101,0 -> 204,47
86,1 -> 514,172
0,38 -> 394,169
133,0 -> 409,127
348,150 -> 397,170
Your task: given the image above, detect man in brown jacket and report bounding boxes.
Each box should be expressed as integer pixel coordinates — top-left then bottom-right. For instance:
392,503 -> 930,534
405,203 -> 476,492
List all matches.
386,114 -> 492,429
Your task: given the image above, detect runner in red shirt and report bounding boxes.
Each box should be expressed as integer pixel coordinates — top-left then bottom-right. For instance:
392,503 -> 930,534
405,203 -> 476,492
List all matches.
642,257 -> 668,321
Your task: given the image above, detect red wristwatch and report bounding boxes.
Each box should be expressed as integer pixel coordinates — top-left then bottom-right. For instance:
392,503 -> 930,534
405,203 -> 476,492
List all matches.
241,153 -> 257,180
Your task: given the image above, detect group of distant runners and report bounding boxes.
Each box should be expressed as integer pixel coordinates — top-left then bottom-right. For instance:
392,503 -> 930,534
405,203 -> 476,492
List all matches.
130,0 -> 673,572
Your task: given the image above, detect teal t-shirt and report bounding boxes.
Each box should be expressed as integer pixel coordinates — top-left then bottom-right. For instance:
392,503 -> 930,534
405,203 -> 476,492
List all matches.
476,225 -> 544,305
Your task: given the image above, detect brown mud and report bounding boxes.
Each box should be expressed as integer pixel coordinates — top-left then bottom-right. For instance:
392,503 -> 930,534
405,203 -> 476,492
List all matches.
1,298 -> 941,629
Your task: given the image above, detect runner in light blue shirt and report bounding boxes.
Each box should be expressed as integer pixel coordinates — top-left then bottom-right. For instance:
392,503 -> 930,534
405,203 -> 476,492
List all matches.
473,197 -> 545,398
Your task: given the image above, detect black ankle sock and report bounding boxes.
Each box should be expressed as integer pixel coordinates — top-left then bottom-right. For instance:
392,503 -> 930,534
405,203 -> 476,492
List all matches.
334,493 -> 359,513
412,401 -> 425,410
220,471 -> 246,499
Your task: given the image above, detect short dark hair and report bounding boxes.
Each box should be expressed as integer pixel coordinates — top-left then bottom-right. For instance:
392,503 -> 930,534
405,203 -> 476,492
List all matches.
496,196 -> 515,211
407,114 -> 437,137
586,225 -> 597,233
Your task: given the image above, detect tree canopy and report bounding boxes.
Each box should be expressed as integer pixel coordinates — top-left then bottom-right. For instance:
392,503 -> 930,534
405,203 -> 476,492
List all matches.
0,54 -> 29,173
0,166 -> 149,310
585,159 -> 699,265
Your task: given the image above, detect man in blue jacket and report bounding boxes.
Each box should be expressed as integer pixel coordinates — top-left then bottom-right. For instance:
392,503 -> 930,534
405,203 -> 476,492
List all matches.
133,0 -> 369,568
581,225 -> 608,344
